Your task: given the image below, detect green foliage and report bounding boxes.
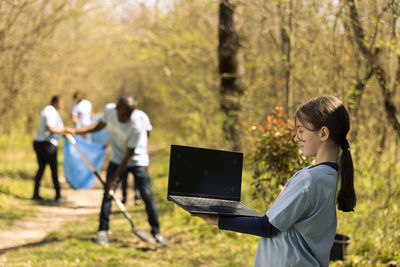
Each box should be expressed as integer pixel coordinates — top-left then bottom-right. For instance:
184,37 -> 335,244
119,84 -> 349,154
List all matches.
247,107 -> 311,205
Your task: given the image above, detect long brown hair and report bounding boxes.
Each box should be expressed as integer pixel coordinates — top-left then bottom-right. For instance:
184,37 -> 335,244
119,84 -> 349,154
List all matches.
295,96 -> 356,212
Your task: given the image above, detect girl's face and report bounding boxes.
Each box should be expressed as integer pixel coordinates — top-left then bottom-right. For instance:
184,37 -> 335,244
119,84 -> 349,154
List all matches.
294,118 -> 321,158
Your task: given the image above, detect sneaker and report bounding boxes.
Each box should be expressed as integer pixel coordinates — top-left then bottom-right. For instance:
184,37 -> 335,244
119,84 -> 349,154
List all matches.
97,230 -> 109,246
153,233 -> 169,247
121,197 -> 127,204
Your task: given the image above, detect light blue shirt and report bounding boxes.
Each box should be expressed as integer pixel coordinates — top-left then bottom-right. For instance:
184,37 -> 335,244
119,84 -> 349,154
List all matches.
34,105 -> 64,146
254,164 -> 338,267
101,105 -> 150,167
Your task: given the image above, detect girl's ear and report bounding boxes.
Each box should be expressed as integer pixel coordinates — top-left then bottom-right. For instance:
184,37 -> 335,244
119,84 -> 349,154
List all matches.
320,126 -> 330,141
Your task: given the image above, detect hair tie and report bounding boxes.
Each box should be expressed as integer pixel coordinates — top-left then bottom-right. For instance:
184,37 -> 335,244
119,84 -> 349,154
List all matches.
341,139 -> 350,150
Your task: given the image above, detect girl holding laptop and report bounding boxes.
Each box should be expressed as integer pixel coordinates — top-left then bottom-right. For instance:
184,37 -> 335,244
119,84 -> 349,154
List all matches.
192,96 -> 356,267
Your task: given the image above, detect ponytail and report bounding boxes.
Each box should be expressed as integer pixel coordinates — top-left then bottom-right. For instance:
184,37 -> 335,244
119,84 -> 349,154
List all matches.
337,144 -> 356,212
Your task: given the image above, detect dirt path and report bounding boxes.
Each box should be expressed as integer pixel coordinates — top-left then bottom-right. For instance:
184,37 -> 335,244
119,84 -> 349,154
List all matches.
0,179 -> 107,253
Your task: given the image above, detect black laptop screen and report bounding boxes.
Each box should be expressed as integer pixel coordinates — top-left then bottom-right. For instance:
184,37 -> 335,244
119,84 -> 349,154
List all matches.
168,145 -> 243,201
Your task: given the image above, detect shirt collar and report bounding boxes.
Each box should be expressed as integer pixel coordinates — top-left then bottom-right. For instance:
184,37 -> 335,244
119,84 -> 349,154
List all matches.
309,162 -> 339,171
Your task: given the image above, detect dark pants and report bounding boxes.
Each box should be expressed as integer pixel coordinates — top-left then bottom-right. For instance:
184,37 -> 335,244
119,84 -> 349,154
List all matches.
33,141 -> 60,198
121,173 -> 141,201
99,162 -> 160,235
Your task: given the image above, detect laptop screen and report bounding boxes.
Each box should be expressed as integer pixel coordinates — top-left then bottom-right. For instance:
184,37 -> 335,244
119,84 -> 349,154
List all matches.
168,145 -> 243,201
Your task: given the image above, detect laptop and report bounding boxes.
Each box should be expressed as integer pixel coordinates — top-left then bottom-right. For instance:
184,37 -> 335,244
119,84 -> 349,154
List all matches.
167,144 -> 262,217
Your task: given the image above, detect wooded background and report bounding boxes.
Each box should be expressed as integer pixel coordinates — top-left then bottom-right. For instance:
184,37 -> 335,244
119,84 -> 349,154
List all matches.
2,0 -> 400,186
1,0 -> 400,150
0,0 -> 398,136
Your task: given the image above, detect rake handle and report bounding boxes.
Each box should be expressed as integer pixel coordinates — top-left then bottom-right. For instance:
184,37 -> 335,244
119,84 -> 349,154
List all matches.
65,133 -> 131,220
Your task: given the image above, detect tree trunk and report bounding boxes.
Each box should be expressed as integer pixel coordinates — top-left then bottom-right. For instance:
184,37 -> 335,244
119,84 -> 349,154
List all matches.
345,0 -> 400,139
285,0 -> 295,116
218,0 -> 245,150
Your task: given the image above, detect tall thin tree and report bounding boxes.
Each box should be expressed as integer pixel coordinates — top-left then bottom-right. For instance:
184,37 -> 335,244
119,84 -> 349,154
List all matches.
218,0 -> 245,150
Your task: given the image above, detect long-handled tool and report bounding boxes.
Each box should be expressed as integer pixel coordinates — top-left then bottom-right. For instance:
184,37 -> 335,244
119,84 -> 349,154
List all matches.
65,133 -> 156,245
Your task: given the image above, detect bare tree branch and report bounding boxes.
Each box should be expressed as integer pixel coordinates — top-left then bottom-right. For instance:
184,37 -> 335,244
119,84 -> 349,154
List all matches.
346,0 -> 400,139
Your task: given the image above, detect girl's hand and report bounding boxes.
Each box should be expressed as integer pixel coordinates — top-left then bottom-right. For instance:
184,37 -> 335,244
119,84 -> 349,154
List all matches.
190,213 -> 219,226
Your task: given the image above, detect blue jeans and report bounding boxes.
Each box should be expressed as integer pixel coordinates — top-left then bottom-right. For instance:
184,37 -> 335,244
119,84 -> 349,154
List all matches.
99,162 -> 160,235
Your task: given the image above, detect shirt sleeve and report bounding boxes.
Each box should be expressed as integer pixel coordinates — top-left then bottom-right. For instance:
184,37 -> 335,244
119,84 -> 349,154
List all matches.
101,105 -> 112,124
45,108 -> 59,128
71,103 -> 78,115
144,113 -> 152,131
266,172 -> 311,232
218,215 -> 280,238
87,101 -> 92,113
136,111 -> 152,131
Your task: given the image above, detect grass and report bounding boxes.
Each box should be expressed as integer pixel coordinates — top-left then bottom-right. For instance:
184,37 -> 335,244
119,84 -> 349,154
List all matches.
0,134 -> 399,266
0,135 -> 37,229
1,135 -> 259,266
3,206 -> 260,266
0,134 -> 69,229
334,193 -> 400,266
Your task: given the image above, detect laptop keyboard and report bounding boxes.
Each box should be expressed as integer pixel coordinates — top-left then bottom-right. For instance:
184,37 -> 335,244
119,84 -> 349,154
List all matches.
171,195 -> 256,213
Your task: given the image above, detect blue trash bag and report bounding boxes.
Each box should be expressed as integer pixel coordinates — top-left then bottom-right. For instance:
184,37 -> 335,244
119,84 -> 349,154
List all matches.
63,135 -> 107,189
89,114 -> 109,145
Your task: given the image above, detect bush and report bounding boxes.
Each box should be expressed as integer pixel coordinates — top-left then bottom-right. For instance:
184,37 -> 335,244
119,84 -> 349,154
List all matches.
247,107 -> 311,206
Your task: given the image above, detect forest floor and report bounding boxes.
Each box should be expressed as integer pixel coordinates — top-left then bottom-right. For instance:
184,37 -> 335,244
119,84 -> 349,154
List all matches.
0,178 -> 107,259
